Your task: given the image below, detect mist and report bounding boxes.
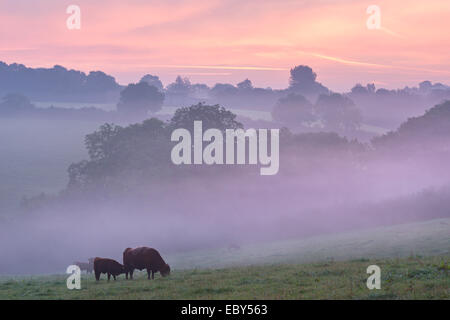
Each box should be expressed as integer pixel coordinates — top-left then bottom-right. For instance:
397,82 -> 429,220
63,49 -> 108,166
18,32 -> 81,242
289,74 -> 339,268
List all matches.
1,120 -> 449,274
1,63 -> 450,275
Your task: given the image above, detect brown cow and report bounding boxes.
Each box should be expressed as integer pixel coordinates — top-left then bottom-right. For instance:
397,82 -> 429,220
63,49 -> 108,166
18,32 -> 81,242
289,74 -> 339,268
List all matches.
93,257 -> 125,281
123,247 -> 170,280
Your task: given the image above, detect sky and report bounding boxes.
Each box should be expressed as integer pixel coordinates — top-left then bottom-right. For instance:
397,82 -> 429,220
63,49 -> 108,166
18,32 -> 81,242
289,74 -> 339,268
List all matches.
0,0 -> 449,91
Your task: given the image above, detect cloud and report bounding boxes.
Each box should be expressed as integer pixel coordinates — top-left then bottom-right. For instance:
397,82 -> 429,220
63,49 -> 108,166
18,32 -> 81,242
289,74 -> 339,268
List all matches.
149,65 -> 288,71
0,0 -> 449,90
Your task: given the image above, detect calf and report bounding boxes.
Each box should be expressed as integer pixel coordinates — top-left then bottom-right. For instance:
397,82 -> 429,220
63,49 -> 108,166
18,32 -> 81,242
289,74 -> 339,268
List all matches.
93,257 -> 125,281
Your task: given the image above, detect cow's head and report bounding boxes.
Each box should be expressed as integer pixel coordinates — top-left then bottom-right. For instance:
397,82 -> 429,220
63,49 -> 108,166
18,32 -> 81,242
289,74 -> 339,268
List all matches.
160,264 -> 171,277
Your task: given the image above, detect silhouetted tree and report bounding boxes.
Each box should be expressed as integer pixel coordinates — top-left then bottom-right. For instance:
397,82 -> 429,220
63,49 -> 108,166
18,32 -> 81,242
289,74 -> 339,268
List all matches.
166,76 -> 192,96
315,93 -> 361,132
290,66 -> 316,87
211,83 -> 238,98
140,74 -> 164,92
0,93 -> 36,116
288,65 -> 329,97
372,100 -> 450,149
351,84 -> 369,95
85,123 -> 122,161
237,79 -> 253,91
272,93 -> 314,127
69,118 -> 170,189
0,61 -> 121,101
117,82 -> 164,118
85,71 -> 119,92
169,103 -> 242,133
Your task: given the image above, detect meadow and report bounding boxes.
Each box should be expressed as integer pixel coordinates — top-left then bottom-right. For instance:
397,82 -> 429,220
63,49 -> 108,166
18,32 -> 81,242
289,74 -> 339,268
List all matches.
0,254 -> 448,299
0,219 -> 448,300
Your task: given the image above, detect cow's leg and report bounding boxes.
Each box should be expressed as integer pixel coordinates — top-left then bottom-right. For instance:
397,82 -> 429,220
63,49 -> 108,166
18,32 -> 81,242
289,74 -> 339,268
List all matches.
147,269 -> 151,280
130,269 -> 134,279
95,271 -> 100,281
113,275 -> 116,281
107,273 -> 111,281
125,271 -> 128,280
151,271 -> 155,280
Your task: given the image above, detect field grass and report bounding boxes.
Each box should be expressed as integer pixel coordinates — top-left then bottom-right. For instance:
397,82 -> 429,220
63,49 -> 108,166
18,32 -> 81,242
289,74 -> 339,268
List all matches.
167,218 -> 450,270
0,254 -> 448,300
0,218 -> 449,299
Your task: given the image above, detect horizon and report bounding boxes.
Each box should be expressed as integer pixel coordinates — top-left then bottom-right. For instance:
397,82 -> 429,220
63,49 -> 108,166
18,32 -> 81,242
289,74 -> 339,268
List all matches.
1,0 -> 449,91
1,58 -> 447,93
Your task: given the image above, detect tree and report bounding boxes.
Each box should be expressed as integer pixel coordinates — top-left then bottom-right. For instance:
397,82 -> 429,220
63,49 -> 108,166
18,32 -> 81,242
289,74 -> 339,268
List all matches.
0,93 -> 36,116
372,100 -> 450,148
288,65 -> 329,97
237,79 -> 253,91
68,118 -> 170,189
117,82 -> 164,118
140,74 -> 164,92
315,93 -> 361,132
85,71 -> 119,92
271,93 -> 314,127
169,103 -> 242,133
166,76 -> 192,95
0,61 -> 121,101
289,65 -> 317,88
211,83 -> 238,98
66,104 -> 243,191
419,81 -> 432,93
351,84 -> 368,95
85,123 -> 122,161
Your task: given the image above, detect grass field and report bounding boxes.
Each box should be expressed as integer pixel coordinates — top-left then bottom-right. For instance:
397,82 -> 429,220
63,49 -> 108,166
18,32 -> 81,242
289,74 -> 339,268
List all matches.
0,254 -> 448,299
167,218 -> 450,270
1,218 -> 449,299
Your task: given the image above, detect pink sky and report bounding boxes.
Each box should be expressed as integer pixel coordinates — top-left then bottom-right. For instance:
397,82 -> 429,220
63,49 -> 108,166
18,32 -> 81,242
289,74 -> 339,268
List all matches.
1,0 -> 449,91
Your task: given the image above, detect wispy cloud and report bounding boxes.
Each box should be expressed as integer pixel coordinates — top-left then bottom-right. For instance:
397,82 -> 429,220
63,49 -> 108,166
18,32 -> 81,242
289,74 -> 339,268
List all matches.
309,53 -> 388,68
0,0 -> 449,89
380,26 -> 404,38
307,53 -> 450,75
149,65 -> 288,71
168,72 -> 232,76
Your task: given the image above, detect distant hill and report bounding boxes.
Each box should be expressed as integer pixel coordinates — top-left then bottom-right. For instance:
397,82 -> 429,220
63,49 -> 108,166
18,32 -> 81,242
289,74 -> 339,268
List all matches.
372,100 -> 450,150
0,61 -> 123,102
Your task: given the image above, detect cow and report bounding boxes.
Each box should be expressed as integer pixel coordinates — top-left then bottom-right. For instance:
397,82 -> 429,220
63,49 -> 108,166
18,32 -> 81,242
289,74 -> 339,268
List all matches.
123,247 -> 170,280
93,257 -> 125,281
73,261 -> 93,274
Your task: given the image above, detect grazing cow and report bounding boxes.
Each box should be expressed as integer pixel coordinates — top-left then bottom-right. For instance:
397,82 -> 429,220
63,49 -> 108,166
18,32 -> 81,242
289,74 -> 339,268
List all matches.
93,257 -> 125,281
123,247 -> 170,280
73,261 -> 93,274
